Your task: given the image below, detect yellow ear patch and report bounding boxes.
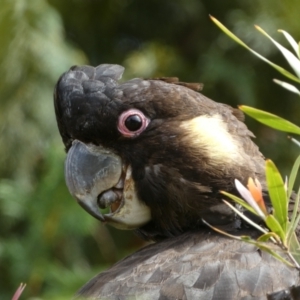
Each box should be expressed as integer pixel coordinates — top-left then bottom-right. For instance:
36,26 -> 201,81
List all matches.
179,114 -> 243,166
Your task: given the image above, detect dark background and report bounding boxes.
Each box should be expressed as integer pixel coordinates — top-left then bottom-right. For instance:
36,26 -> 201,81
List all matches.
1,0 -> 300,298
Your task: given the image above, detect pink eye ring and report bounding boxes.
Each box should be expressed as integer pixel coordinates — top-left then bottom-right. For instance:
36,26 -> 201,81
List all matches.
117,109 -> 150,138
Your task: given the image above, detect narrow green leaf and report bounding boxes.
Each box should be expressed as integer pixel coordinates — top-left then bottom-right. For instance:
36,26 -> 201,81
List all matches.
222,200 -> 268,234
288,187 -> 300,234
289,136 -> 300,147
279,30 -> 300,58
257,232 -> 281,242
273,79 -> 300,96
202,219 -> 243,240
205,218 -> 297,267
255,26 -> 300,78
288,155 -> 300,198
220,191 -> 257,215
203,219 -> 288,265
240,238 -> 295,268
265,215 -> 286,242
257,245 -> 295,268
210,16 -> 300,83
240,236 -> 252,241
287,232 -> 300,264
209,16 -> 253,50
288,211 -> 300,245
266,160 -> 288,232
285,191 -> 300,262
240,106 -> 300,135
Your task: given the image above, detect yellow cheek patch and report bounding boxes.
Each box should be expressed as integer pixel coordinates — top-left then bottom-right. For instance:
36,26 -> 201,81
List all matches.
179,114 -> 243,166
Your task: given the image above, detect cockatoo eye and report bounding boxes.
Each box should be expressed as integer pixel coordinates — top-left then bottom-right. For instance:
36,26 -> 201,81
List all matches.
118,109 -> 150,138
125,114 -> 142,131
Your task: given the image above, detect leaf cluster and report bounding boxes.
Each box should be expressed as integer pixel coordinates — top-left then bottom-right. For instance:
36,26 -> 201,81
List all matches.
210,17 -> 300,268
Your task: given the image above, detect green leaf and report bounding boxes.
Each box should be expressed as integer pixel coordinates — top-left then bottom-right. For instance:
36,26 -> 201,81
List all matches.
222,200 -> 268,234
210,16 -> 300,84
257,232 -> 281,242
220,191 -> 258,216
287,208 -> 300,245
279,30 -> 300,58
288,155 -> 300,198
273,79 -> 300,96
240,106 -> 300,135
202,219 -> 243,240
256,245 -> 295,268
240,238 -> 295,268
289,136 -> 300,147
287,232 -> 300,264
265,215 -> 286,242
255,26 -> 300,78
203,221 -> 295,267
265,160 -> 288,232
289,188 -> 300,232
286,189 -> 300,265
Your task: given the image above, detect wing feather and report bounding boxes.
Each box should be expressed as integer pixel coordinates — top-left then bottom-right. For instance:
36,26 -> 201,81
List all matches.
77,231 -> 299,300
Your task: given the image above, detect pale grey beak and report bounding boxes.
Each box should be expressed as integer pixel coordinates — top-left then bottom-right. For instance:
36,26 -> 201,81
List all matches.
64,140 -> 151,229
65,140 -> 122,222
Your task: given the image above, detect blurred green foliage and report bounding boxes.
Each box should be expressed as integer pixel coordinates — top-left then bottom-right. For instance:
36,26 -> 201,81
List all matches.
1,0 -> 300,299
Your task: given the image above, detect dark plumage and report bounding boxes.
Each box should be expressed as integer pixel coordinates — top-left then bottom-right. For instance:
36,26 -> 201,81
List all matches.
55,64 -> 266,240
54,64 -> 300,299
76,231 -> 300,300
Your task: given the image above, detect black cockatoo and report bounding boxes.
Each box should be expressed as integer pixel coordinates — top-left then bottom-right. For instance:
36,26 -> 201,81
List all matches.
54,64 -> 300,300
